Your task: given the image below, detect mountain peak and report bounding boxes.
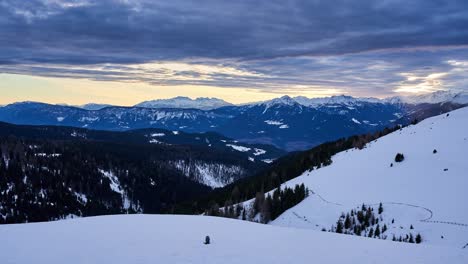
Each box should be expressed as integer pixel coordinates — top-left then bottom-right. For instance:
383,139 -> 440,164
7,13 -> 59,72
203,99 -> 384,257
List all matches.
79,103 -> 113,110
263,95 -> 298,106
397,90 -> 468,104
134,97 -> 232,110
293,95 -> 382,107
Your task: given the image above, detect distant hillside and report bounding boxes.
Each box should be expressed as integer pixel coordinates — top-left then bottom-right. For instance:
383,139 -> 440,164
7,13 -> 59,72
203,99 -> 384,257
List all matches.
0,122 -> 285,224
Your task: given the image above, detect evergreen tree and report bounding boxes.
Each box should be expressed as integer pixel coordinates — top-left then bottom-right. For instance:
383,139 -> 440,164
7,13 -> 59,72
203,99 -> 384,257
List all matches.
374,224 -> 381,238
336,220 -> 344,234
395,153 -> 405,162
415,233 -> 422,244
261,195 -> 272,223
378,203 -> 383,214
344,213 -> 351,229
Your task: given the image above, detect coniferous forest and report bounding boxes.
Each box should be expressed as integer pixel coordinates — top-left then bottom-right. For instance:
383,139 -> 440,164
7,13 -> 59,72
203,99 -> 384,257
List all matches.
0,120 -> 404,224
178,124 -> 404,218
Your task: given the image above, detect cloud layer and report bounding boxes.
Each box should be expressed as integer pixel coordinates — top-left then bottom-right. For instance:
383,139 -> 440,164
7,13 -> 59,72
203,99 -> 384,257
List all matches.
1,0 -> 468,97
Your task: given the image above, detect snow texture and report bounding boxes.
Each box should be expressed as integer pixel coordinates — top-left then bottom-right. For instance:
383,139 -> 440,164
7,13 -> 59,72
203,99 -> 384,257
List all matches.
0,215 -> 465,264
269,107 -> 468,249
226,144 -> 251,152
170,160 -> 243,188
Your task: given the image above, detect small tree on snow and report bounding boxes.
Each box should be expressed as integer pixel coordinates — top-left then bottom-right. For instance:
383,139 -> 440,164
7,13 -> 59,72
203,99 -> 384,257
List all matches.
395,153 -> 405,162
336,220 -> 344,234
374,225 -> 381,238
415,233 -> 422,244
344,214 -> 351,229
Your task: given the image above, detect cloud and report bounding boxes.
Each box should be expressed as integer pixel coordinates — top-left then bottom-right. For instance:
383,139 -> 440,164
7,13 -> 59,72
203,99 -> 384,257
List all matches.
1,0 -> 468,63
0,0 -> 468,98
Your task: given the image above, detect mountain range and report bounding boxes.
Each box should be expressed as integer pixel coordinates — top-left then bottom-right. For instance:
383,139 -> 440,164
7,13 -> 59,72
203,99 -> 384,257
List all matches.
134,96 -> 233,110
0,91 -> 466,151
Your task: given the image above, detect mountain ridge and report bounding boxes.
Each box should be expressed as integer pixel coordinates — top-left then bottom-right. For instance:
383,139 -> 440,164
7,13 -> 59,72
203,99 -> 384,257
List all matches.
1,91 -> 466,151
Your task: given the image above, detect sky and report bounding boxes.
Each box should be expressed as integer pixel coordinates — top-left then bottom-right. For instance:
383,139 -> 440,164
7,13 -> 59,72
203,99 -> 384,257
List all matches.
0,0 -> 468,106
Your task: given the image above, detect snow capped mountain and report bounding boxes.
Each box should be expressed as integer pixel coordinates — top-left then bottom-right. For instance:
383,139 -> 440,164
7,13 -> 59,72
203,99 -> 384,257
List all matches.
135,96 -> 233,110
259,95 -> 301,107
246,95 -> 304,115
396,90 -> 468,105
0,101 -> 403,151
1,91 -> 465,151
294,95 -> 383,107
245,107 -> 468,248
78,103 -> 114,110
293,91 -> 468,107
1,214 -> 465,264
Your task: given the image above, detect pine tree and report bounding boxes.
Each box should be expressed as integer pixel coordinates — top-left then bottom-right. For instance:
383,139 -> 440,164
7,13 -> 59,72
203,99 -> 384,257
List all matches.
409,233 -> 415,243
368,227 -> 374,237
382,224 -> 387,233
415,233 -> 422,244
395,153 -> 405,162
261,195 -> 272,223
336,220 -> 344,234
374,224 -> 381,238
253,192 -> 265,215
344,213 -> 351,229
378,203 -> 383,214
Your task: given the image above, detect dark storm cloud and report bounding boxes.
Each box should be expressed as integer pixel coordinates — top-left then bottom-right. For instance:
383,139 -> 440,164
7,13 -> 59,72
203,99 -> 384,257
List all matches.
1,0 -> 468,64
1,0 -> 468,97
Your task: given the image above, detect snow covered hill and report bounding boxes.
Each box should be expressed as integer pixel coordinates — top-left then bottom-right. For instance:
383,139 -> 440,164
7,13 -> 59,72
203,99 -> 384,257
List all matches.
0,214 -> 466,264
266,107 -> 468,248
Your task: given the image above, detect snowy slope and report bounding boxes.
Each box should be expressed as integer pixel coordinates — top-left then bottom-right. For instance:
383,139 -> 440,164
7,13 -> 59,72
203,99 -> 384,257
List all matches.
269,107 -> 468,248
1,214 -> 466,264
